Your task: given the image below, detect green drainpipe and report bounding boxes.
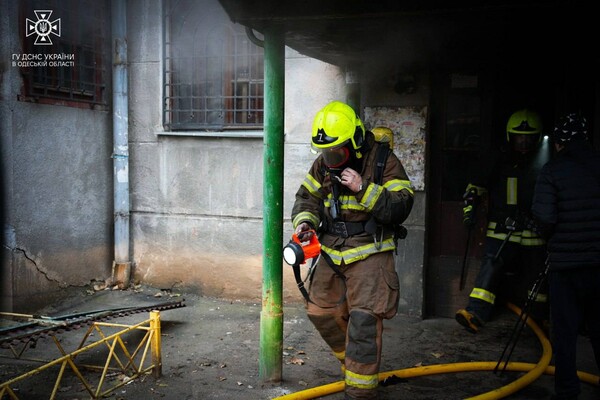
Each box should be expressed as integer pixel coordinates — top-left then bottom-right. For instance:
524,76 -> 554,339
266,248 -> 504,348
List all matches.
259,24 -> 285,382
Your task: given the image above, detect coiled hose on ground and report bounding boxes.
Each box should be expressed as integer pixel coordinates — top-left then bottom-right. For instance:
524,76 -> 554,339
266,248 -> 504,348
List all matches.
273,303 -> 600,400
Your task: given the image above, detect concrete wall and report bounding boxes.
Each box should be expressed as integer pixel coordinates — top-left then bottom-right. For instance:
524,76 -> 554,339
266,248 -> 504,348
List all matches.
0,0 -> 113,312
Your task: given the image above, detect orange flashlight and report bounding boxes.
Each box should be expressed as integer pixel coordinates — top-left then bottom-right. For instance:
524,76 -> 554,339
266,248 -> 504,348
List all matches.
283,230 -> 321,266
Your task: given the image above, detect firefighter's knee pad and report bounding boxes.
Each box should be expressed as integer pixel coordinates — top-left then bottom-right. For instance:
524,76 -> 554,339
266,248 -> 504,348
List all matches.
347,310 -> 378,364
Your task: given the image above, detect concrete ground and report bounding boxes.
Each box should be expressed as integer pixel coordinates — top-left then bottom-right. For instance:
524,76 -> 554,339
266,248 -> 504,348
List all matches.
1,286 -> 599,399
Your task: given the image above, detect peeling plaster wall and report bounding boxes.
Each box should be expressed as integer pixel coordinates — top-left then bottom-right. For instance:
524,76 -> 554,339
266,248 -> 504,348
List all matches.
363,105 -> 428,317
6,102 -> 112,312
0,1 -> 113,312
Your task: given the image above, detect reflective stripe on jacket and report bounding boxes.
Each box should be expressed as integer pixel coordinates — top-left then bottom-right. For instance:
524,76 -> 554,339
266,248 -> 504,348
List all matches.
486,221 -> 545,246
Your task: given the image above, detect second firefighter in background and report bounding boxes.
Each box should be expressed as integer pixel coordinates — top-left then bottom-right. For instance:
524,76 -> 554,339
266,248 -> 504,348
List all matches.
456,109 -> 550,333
291,101 -> 413,399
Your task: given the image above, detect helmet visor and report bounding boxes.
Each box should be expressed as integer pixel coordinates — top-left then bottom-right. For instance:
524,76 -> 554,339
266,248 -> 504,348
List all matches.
321,144 -> 351,168
510,133 -> 540,153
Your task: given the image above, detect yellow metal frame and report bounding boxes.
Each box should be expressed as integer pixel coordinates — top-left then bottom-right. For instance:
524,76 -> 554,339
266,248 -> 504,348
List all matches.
0,310 -> 162,399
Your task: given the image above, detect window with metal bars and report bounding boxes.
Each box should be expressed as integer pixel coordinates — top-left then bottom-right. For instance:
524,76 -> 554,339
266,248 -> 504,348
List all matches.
18,0 -> 110,109
163,0 -> 264,131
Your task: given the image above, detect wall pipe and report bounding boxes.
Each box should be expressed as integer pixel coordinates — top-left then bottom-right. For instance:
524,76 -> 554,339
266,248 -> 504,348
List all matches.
259,24 -> 285,382
111,0 -> 131,288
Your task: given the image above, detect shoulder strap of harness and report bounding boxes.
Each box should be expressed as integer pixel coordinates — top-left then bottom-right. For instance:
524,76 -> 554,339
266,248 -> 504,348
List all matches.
374,142 -> 391,185
371,141 -> 408,252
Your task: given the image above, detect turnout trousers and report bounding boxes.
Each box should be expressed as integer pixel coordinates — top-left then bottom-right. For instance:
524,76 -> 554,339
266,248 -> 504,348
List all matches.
467,238 -> 548,323
306,251 -> 399,400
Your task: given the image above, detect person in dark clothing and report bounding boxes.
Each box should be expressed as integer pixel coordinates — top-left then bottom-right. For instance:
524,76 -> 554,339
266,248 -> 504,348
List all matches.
531,112 -> 600,400
455,109 -> 550,333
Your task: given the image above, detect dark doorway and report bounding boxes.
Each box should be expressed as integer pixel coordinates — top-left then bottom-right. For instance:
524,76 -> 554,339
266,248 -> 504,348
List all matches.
425,65 -> 560,318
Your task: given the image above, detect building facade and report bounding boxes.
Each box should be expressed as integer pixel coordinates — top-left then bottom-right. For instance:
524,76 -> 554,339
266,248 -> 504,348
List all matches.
2,0 -> 597,317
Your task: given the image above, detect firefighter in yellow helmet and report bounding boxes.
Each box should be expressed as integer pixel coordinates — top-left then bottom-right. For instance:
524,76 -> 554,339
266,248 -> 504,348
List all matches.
291,101 -> 414,399
371,126 -> 394,148
456,109 -> 550,333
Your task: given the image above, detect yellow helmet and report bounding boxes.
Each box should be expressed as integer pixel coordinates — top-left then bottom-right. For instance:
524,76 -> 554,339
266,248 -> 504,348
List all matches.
506,109 -> 543,153
371,126 -> 394,148
311,101 -> 365,163
506,109 -> 543,139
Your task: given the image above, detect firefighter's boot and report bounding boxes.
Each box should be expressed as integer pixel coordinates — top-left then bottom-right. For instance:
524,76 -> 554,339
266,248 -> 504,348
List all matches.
455,309 -> 483,334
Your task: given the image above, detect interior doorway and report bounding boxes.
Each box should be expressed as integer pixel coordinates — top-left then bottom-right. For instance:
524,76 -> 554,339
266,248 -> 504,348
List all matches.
425,66 -> 559,318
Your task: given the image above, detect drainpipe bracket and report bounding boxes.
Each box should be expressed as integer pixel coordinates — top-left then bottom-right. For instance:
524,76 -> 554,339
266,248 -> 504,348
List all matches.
111,261 -> 132,290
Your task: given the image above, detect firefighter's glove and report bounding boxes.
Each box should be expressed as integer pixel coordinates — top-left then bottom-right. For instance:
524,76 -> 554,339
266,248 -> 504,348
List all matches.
463,205 -> 476,227
462,187 -> 479,227
295,222 -> 314,240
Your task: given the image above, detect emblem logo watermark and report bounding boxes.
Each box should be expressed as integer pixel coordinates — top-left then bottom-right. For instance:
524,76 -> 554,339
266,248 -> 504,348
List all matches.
26,10 -> 61,45
11,9 -> 74,68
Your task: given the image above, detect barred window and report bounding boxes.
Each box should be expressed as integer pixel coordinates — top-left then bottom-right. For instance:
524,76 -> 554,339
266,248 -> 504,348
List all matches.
163,0 -> 264,131
18,0 -> 110,108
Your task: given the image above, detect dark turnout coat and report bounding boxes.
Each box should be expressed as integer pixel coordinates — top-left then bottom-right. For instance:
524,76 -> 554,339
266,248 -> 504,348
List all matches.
531,140 -> 600,270
291,132 -> 414,265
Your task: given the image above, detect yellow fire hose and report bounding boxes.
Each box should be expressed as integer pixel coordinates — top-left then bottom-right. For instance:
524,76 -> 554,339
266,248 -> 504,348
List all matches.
274,303 -> 600,400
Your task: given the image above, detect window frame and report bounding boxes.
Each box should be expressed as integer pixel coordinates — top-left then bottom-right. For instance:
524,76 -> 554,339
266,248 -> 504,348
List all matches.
161,0 -> 265,137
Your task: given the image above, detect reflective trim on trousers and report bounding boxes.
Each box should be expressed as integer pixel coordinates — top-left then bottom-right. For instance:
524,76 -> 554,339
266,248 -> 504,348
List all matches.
345,369 -> 379,390
470,287 -> 496,305
528,290 -> 548,303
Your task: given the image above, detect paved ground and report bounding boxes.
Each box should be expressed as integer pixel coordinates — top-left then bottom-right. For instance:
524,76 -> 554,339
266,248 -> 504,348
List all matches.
1,286 -> 599,399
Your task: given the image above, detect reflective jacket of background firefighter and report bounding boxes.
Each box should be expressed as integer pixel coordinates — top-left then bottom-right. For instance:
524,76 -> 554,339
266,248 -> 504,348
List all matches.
468,144 -> 550,246
291,133 -> 414,264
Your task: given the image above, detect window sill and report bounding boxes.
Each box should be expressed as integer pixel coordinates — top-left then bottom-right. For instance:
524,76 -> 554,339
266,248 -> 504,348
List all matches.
157,130 -> 264,139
